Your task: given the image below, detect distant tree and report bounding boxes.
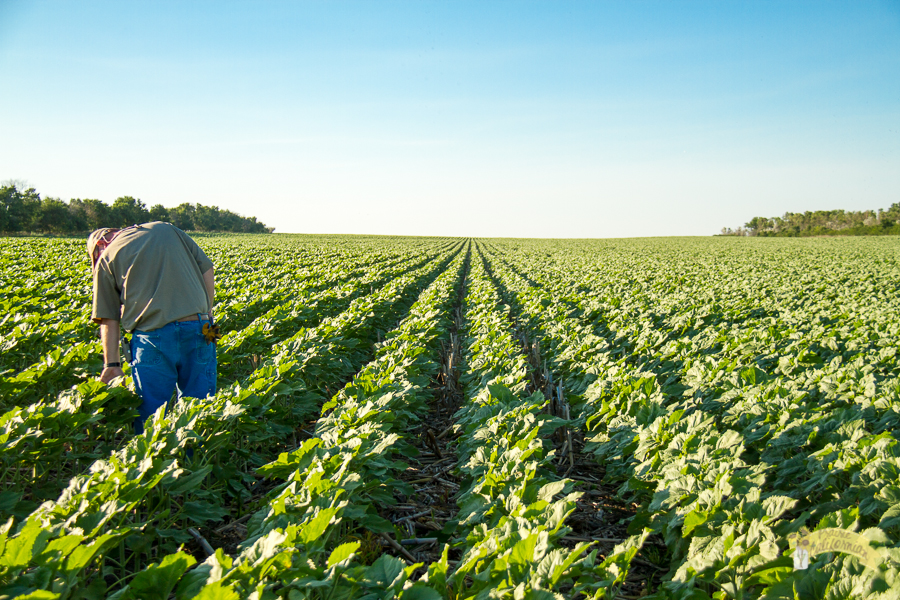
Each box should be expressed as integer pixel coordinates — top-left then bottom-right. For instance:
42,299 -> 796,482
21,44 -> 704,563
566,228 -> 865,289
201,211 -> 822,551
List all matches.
38,197 -> 70,233
242,216 -> 272,233
193,204 -> 222,231
169,203 -> 195,231
67,199 -> 89,231
80,199 -> 112,229
0,183 -> 272,234
0,184 -> 42,232
0,186 -> 13,232
881,203 -> 900,227
218,209 -> 243,232
745,217 -> 764,236
725,205 -> 900,237
111,196 -> 149,228
1,178 -> 31,191
719,226 -> 749,236
148,204 -> 170,222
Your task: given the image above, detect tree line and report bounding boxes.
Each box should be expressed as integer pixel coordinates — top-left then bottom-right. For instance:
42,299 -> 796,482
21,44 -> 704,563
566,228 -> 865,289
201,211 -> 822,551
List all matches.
0,183 -> 273,234
721,204 -> 900,237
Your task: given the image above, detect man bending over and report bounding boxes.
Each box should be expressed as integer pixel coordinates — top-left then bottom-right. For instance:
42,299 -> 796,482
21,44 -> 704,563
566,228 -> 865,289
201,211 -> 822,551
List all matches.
88,222 -> 216,433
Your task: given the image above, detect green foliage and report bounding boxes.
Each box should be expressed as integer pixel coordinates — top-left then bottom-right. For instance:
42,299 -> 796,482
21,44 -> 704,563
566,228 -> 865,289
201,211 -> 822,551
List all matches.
723,204 -> 900,237
3,234 -> 899,598
0,183 -> 271,234
480,236 -> 900,598
443,252 -> 645,598
0,235 -> 463,597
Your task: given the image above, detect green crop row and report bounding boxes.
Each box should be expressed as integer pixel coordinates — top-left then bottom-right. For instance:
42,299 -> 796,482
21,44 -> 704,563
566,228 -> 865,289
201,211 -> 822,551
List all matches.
0,239 -> 461,598
0,240 -> 446,408
440,247 -> 646,599
0,242 -> 456,529
105,247 -> 469,598
483,237 -> 900,599
3,234 -> 898,598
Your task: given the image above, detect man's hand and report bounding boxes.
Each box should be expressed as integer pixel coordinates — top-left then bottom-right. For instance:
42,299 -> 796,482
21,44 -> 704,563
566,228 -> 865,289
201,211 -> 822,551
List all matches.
100,366 -> 125,384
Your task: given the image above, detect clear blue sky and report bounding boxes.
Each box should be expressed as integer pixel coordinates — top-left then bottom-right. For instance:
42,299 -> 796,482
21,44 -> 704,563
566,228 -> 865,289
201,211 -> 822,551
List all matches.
1,1 -> 897,236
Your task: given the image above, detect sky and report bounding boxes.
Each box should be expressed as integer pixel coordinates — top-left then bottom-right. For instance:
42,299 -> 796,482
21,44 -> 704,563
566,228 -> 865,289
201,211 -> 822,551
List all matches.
0,1 -> 898,237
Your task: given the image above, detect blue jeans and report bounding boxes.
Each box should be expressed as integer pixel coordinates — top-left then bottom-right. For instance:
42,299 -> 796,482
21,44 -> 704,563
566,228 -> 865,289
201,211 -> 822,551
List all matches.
131,320 -> 217,434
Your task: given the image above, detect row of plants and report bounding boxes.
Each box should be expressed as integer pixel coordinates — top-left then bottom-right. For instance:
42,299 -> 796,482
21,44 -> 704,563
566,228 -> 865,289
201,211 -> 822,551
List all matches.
104,247 -> 471,598
0,242 -> 457,527
0,242 -> 462,598
95,244 -> 648,599
0,237 -> 445,407
483,237 -> 900,598
7,232 -> 899,597
439,249 -> 646,598
216,246 -> 448,384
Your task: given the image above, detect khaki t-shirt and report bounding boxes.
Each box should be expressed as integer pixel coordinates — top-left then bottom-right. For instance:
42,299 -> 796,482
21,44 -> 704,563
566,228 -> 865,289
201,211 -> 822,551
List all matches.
92,222 -> 214,332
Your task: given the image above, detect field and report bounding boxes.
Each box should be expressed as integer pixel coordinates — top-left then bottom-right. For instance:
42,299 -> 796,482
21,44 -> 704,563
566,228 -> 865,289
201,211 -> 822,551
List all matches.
1,234 -> 899,599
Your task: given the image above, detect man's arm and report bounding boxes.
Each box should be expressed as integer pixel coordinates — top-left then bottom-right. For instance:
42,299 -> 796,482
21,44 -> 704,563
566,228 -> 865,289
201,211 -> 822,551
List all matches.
202,267 -> 215,313
99,318 -> 124,384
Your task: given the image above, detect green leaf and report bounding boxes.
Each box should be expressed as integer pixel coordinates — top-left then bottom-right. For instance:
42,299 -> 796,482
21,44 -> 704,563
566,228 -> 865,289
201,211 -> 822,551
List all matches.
180,501 -> 228,525
398,584 -> 443,600
0,491 -> 22,514
745,562 -> 794,587
76,575 -> 108,600
65,532 -> 123,571
360,512 -> 396,534
424,544 -> 450,592
509,534 -> 539,566
536,480 -> 567,503
35,535 -> 84,567
166,465 -> 213,494
298,508 -> 337,544
761,495 -> 797,524
119,552 -> 197,600
190,580 -> 240,600
861,527 -> 891,545
327,542 -> 360,567
365,554 -> 406,588
817,507 -> 859,531
683,509 -> 708,537
15,592 -> 59,600
0,520 -> 50,568
879,504 -> 900,532
550,542 -> 592,586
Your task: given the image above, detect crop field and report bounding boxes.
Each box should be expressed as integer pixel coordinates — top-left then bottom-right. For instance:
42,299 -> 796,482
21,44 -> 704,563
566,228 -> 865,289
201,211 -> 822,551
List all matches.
1,234 -> 899,599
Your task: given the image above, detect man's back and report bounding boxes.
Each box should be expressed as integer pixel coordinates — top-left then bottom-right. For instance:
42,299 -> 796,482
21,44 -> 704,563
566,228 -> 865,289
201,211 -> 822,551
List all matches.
92,222 -> 213,332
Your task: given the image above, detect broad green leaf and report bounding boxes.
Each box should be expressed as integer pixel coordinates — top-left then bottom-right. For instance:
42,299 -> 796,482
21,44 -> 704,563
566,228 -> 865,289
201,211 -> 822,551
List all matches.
327,541 -> 360,567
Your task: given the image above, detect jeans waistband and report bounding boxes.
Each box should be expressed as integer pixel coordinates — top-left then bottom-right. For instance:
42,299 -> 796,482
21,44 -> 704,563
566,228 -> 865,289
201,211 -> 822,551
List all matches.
175,313 -> 212,322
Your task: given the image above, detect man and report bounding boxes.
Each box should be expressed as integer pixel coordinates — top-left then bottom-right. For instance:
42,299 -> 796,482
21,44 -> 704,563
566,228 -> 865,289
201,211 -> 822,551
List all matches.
88,221 -> 217,433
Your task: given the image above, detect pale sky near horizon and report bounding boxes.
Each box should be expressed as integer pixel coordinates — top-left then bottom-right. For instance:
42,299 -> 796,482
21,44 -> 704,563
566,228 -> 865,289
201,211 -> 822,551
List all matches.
1,1 -> 898,237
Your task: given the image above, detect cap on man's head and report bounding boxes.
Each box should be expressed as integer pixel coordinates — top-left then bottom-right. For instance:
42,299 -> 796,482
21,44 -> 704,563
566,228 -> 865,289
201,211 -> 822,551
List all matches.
87,228 -> 117,265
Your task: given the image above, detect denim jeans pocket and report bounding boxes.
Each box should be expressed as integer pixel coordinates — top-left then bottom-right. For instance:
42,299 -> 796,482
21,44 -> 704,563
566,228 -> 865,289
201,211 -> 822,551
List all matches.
195,334 -> 215,364
132,331 -> 162,366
